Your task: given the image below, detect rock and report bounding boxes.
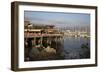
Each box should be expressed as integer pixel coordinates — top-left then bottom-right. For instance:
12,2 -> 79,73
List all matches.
44,46 -> 56,54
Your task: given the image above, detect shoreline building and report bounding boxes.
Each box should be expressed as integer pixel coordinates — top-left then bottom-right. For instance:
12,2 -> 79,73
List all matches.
24,21 -> 64,61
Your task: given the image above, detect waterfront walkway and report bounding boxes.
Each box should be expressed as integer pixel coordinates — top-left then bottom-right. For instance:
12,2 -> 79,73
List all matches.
24,33 -> 63,38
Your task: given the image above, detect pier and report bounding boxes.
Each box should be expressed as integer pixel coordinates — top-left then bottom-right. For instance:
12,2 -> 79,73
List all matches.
24,24 -> 64,61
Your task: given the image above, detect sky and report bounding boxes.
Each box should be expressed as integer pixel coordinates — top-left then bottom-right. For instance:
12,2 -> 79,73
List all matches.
24,11 -> 90,28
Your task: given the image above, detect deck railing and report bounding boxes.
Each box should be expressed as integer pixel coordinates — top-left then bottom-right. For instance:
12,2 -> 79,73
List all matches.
24,33 -> 63,38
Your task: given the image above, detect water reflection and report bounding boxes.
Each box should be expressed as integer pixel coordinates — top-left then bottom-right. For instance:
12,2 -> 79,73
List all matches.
61,37 -> 90,59
24,36 -> 90,61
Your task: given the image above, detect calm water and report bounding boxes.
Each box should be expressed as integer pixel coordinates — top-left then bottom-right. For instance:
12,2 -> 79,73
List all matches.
61,37 -> 90,59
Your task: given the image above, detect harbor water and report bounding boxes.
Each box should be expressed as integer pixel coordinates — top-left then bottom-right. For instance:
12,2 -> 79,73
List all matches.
60,36 -> 90,59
